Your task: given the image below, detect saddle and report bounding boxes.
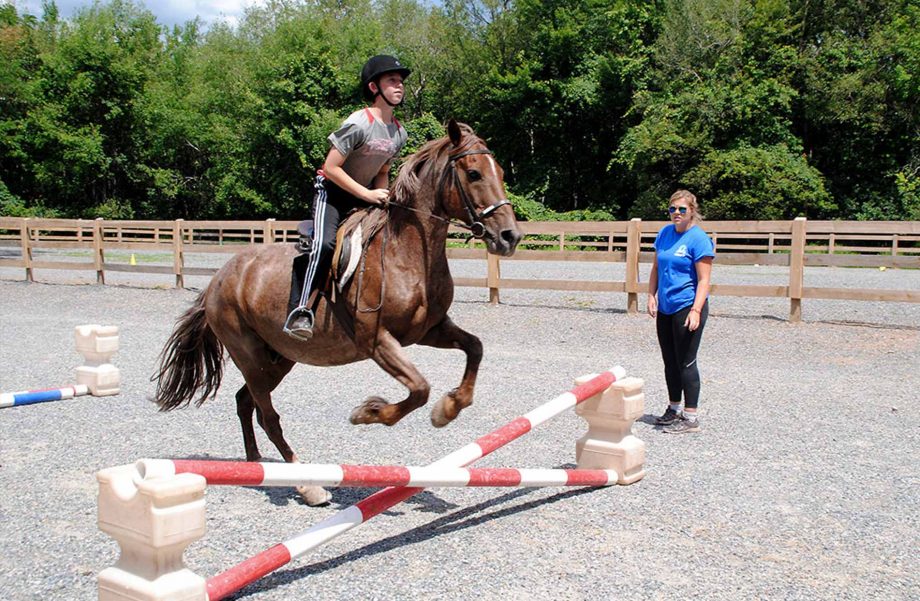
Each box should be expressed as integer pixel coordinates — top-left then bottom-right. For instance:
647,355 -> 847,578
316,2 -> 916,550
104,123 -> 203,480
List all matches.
287,208 -> 388,317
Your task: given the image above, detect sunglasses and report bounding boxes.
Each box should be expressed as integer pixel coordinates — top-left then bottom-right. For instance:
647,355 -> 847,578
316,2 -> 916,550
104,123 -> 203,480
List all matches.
668,206 -> 688,215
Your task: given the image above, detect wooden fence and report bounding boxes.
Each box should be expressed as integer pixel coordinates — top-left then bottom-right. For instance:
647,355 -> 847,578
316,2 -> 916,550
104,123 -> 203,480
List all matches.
1,217 -> 918,322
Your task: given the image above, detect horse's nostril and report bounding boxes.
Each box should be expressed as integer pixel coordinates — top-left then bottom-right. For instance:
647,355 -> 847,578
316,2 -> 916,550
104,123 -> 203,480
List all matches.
501,228 -> 522,247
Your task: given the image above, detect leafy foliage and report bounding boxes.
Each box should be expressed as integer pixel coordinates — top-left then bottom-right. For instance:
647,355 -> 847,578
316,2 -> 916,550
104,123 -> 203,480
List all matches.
0,0 -> 916,221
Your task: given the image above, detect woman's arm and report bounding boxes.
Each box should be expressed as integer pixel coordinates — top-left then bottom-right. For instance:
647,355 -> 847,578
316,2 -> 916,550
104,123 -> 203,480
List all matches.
647,260 -> 659,317
685,257 -> 713,331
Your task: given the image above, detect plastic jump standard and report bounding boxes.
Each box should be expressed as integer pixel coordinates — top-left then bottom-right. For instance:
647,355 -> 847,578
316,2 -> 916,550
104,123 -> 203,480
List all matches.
0,325 -> 120,409
97,367 -> 647,601
139,458 -> 620,489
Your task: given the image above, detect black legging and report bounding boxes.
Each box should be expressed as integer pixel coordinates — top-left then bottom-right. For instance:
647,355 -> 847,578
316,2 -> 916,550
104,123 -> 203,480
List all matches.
655,300 -> 709,409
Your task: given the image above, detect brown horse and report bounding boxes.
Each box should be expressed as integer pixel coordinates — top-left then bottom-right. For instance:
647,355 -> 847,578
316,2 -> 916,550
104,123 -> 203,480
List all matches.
152,120 -> 522,505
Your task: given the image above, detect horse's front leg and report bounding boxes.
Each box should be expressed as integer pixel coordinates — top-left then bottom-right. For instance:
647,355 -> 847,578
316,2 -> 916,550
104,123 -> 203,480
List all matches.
418,316 -> 482,428
350,330 -> 431,426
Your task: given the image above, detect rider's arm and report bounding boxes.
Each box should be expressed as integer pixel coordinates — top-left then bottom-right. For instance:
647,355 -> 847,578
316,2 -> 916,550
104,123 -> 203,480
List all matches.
371,161 -> 391,191
322,147 -> 389,206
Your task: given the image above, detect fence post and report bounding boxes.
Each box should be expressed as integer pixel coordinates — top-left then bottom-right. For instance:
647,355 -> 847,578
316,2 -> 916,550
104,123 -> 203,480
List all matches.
789,217 -> 806,322
93,218 -> 105,285
263,218 -> 276,245
625,218 -> 641,315
173,219 -> 185,288
487,253 -> 501,305
20,218 -> 33,282
828,233 -> 835,254
892,233 -> 899,256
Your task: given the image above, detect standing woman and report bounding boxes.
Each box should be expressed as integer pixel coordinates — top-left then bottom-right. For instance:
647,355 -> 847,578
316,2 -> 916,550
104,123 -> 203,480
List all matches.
647,190 -> 715,433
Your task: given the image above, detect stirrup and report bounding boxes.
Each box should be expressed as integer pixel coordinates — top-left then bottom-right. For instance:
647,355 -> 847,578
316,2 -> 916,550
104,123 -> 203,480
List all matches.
283,307 -> 315,341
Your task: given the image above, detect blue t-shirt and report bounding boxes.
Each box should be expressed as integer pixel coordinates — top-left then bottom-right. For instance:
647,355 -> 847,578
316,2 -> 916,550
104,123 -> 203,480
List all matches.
654,224 -> 715,315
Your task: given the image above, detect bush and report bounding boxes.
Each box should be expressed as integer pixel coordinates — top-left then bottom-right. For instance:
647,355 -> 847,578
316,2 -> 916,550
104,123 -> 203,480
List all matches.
0,179 -> 59,217
683,144 -> 835,219
511,192 -> 614,222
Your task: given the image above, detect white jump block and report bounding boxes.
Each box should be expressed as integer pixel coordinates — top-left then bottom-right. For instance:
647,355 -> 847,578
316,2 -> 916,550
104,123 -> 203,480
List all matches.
574,374 -> 646,484
97,464 -> 207,601
75,324 -> 120,396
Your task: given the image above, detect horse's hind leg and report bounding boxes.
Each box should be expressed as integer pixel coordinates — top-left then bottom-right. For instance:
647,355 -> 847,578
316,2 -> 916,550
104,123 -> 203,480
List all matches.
418,316 -> 483,427
225,341 -> 331,506
350,330 -> 431,426
235,385 -> 262,461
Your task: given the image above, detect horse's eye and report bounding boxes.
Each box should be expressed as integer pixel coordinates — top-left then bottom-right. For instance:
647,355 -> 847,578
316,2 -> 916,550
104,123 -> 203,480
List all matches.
467,170 -> 482,182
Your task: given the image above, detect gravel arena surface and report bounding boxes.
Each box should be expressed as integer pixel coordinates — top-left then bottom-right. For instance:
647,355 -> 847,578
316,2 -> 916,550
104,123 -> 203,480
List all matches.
0,256 -> 918,600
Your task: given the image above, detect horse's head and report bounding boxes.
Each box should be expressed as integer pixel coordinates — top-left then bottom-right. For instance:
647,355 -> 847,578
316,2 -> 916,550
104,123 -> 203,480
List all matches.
442,120 -> 522,257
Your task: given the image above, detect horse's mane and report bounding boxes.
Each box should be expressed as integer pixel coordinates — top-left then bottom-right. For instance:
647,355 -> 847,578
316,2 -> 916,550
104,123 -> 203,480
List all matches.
391,122 -> 480,207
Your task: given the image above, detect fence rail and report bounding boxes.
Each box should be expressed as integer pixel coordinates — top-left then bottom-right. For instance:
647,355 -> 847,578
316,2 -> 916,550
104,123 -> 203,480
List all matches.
1,217 -> 918,321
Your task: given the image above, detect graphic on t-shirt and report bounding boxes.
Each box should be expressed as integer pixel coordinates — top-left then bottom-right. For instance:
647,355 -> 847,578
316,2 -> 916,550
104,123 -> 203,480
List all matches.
674,244 -> 689,258
367,138 -> 397,154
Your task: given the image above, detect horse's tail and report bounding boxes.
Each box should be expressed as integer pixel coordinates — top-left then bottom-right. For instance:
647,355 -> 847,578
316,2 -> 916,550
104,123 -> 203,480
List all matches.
152,290 -> 224,411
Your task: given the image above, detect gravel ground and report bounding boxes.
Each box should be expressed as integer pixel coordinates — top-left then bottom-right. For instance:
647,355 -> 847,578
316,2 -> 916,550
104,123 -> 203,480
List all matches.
0,255 -> 918,601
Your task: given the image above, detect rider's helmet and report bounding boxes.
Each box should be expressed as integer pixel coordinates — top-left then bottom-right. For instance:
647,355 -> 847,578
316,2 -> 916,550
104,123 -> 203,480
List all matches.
360,55 -> 411,103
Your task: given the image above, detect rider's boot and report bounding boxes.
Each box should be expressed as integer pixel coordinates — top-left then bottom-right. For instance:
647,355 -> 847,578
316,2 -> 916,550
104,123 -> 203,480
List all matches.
283,306 -> 315,341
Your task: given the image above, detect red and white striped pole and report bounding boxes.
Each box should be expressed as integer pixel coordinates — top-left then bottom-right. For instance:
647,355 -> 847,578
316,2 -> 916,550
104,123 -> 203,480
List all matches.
138,458 -> 618,489
205,366 -> 626,601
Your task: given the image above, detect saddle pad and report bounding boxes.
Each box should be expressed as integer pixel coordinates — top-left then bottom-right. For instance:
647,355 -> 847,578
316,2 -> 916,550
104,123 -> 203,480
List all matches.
333,222 -> 363,289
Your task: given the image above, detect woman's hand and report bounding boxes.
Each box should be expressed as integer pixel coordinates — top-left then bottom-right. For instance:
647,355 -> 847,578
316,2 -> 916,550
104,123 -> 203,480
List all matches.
647,294 -> 657,318
684,309 -> 701,331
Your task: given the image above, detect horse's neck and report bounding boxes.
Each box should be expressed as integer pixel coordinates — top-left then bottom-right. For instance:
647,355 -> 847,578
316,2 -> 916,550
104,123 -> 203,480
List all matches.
390,191 -> 450,269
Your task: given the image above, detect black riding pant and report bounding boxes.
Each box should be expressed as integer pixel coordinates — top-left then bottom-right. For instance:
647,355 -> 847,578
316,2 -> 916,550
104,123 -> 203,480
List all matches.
655,300 -> 709,409
296,176 -> 363,309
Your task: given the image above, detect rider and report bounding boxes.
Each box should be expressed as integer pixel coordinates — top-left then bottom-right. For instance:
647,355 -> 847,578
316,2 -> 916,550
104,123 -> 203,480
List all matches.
284,55 -> 411,341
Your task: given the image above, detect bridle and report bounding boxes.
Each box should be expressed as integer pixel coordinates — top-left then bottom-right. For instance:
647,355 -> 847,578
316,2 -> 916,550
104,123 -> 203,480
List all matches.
387,144 -> 511,239
444,148 -> 511,239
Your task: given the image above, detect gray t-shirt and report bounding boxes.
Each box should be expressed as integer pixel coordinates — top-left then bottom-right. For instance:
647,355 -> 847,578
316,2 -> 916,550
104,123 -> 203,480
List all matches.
327,108 -> 408,188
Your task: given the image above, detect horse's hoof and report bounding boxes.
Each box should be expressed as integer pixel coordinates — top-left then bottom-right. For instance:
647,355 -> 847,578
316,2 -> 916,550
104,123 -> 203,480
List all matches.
430,389 -> 463,428
297,485 -> 331,506
349,396 -> 390,425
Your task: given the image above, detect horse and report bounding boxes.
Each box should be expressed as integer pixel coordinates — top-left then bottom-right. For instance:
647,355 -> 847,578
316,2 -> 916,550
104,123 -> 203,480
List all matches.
152,120 -> 523,505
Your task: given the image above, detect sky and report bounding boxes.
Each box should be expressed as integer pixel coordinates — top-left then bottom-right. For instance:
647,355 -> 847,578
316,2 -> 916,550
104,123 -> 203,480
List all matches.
14,0 -> 270,28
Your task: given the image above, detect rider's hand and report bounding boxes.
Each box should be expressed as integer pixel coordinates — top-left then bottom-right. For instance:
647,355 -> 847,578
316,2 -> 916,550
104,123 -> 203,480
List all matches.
364,188 -> 390,206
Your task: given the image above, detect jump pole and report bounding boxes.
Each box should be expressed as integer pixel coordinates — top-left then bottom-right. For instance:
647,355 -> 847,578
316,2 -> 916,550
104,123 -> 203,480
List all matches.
205,366 -> 628,601
0,384 -> 89,408
138,458 -> 620,489
97,367 -> 647,601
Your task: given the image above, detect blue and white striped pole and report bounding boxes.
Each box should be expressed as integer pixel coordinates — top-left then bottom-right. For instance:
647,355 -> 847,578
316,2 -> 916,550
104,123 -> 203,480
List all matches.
0,384 -> 89,408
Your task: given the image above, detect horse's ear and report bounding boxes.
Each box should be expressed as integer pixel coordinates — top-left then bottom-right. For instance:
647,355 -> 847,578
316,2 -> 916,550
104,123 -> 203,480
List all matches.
447,119 -> 462,147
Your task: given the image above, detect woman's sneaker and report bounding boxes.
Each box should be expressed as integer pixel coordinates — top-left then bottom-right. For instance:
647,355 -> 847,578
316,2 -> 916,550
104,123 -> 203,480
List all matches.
655,407 -> 681,426
663,415 -> 701,434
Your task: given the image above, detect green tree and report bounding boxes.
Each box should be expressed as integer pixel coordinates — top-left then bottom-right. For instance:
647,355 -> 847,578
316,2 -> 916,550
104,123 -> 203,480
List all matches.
618,0 -> 833,219
449,0 -> 662,214
795,0 -> 919,219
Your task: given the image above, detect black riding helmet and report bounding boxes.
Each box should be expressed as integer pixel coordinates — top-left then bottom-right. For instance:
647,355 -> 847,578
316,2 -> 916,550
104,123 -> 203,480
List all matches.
360,55 -> 411,104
